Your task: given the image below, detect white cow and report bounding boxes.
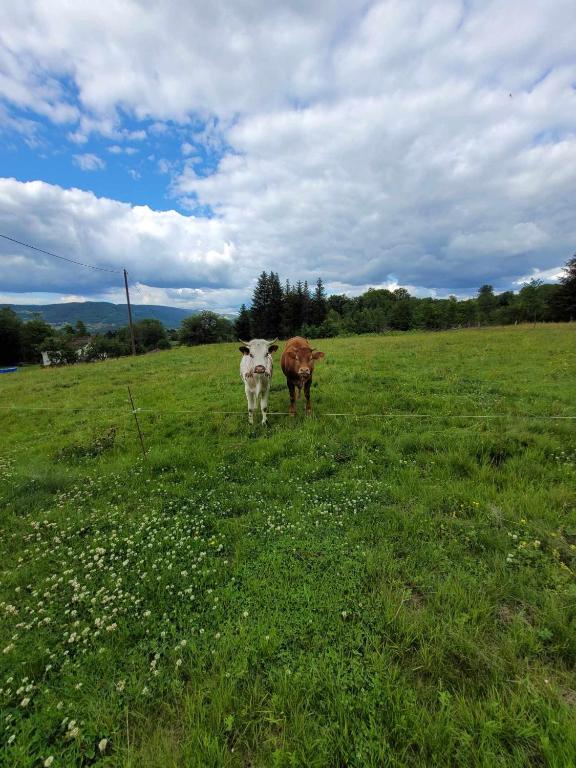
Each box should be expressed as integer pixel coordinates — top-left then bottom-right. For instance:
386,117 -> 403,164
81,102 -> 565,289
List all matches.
239,338 -> 279,425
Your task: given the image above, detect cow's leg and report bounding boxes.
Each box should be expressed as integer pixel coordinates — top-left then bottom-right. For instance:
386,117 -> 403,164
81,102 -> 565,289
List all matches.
304,378 -> 312,415
260,382 -> 270,425
287,379 -> 297,416
245,384 -> 256,424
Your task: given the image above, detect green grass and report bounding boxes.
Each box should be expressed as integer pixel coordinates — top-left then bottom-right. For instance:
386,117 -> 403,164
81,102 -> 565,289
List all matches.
1,325 -> 575,767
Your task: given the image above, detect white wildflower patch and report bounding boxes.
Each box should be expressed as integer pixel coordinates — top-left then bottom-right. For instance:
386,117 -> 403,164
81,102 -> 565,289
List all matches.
0,465 -> 229,765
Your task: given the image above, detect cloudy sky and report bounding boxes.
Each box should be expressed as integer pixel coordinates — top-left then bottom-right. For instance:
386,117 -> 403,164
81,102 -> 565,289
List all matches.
1,0 -> 575,312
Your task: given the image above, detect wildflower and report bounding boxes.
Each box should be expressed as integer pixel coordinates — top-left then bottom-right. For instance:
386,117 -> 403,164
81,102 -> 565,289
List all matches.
98,738 -> 108,752
242,610 -> 249,618
20,697 -> 30,707
8,734 -> 15,744
176,659 -> 183,667
44,757 -> 54,767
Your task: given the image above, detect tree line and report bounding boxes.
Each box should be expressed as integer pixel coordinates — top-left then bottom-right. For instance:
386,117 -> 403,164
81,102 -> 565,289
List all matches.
234,256 -> 576,340
1,255 -> 574,364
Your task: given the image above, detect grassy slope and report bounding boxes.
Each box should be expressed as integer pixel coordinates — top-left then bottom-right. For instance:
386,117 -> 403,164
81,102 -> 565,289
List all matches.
1,325 -> 575,767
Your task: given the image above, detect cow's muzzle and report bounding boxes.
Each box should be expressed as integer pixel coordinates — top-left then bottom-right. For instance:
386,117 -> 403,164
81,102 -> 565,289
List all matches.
254,365 -> 266,374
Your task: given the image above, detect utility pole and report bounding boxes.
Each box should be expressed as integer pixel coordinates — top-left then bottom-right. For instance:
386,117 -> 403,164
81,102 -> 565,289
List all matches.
123,268 -> 136,356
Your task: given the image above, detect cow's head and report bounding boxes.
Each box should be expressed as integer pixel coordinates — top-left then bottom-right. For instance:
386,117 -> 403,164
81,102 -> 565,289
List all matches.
239,338 -> 279,376
287,346 -> 325,380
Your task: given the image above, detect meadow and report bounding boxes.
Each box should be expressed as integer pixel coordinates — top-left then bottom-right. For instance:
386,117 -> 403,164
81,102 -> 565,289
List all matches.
1,324 -> 575,768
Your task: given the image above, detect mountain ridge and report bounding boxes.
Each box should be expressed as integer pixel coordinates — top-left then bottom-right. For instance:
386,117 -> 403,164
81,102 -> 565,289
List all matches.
6,301 -> 202,331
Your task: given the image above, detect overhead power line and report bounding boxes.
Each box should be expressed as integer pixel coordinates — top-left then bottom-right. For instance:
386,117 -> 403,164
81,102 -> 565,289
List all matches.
0,232 -> 122,274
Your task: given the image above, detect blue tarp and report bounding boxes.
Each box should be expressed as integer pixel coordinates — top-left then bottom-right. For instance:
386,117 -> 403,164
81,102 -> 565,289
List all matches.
0,367 -> 18,374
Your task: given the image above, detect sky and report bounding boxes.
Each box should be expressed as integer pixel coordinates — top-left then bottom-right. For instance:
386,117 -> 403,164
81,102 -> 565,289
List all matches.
0,0 -> 575,314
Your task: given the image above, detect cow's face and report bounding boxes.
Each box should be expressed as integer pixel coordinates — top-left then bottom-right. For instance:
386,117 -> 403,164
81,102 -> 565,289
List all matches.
239,338 -> 278,375
288,347 -> 325,380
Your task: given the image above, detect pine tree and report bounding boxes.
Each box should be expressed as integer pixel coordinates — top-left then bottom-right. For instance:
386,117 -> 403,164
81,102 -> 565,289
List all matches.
281,281 -> 299,337
302,281 -> 311,327
251,272 -> 270,337
235,304 -> 252,340
310,277 -> 327,326
265,272 -> 283,338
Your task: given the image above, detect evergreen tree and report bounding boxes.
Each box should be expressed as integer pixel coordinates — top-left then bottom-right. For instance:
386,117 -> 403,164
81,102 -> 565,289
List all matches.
235,304 -> 252,340
310,278 -> 328,326
282,281 -> 301,337
251,271 -> 270,337
266,272 -> 283,338
301,280 -> 312,327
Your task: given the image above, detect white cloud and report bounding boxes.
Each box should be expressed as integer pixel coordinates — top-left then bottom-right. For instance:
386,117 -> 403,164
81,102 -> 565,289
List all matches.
60,294 -> 87,302
73,153 -> 106,171
0,178 -> 237,295
108,145 -> 138,155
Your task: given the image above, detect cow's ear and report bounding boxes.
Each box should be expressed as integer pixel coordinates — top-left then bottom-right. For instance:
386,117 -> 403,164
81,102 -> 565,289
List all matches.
312,350 -> 325,360
268,344 -> 279,353
239,346 -> 250,355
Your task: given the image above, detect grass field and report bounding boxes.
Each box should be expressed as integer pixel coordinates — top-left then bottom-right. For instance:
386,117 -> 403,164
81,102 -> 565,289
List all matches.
1,325 -> 576,767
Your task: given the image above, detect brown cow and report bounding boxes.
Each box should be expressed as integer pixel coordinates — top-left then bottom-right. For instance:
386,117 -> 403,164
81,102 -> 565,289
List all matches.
280,336 -> 325,416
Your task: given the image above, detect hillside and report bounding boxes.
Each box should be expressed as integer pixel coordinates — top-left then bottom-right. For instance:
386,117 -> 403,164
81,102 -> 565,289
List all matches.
7,301 -> 200,330
2,326 -> 575,767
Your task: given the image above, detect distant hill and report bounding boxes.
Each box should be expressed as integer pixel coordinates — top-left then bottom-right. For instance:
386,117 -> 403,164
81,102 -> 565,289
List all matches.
6,302 -> 201,331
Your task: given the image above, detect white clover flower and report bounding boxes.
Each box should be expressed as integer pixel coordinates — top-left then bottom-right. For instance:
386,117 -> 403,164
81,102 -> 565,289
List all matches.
8,734 -> 16,744
98,738 -> 108,752
20,697 -> 30,707
176,659 -> 183,667
44,757 -> 54,767
242,611 -> 249,618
